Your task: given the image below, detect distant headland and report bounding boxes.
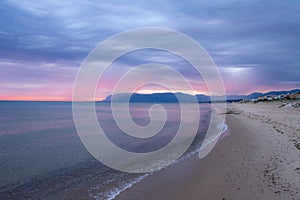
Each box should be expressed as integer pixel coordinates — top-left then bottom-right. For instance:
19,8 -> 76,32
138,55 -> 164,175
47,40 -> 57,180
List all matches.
101,89 -> 300,103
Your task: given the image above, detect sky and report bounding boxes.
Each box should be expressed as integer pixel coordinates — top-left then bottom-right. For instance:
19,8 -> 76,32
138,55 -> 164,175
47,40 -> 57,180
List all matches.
0,0 -> 300,100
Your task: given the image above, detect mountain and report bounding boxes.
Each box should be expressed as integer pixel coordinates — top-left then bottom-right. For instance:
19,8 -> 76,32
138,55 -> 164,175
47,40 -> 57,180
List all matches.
226,95 -> 246,101
264,89 -> 300,96
246,89 -> 300,100
102,89 -> 300,103
196,94 -> 211,102
103,92 -> 198,103
246,92 -> 264,100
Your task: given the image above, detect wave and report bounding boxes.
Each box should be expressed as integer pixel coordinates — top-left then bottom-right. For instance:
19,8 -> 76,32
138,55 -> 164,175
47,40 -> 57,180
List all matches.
91,122 -> 229,200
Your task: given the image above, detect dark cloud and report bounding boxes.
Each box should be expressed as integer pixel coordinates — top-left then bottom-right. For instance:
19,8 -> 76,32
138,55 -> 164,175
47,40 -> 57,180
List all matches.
0,0 -> 299,97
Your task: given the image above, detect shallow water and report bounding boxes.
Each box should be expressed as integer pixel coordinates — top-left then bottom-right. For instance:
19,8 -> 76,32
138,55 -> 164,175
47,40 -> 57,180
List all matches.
0,101 -> 219,199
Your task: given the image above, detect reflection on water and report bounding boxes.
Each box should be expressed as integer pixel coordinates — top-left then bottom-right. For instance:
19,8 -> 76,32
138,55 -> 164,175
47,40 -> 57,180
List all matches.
0,101 -> 213,199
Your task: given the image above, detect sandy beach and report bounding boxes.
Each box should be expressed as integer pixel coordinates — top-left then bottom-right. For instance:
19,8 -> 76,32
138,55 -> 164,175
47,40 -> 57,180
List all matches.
115,101 -> 300,200
1,101 -> 299,200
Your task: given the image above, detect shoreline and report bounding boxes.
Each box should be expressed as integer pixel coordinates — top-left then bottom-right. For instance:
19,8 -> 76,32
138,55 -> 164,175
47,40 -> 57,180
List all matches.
1,102 -> 299,199
114,102 -> 300,200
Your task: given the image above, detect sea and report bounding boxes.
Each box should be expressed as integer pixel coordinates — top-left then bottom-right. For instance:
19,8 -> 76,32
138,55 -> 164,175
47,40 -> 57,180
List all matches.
0,101 -> 226,199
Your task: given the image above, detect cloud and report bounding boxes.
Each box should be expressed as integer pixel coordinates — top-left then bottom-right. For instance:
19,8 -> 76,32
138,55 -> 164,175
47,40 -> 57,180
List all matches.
0,0 -> 300,99
0,58 -> 78,100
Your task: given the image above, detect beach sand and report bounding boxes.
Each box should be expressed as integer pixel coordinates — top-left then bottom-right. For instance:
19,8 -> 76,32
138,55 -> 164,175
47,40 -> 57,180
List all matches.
2,102 -> 299,200
115,102 -> 300,200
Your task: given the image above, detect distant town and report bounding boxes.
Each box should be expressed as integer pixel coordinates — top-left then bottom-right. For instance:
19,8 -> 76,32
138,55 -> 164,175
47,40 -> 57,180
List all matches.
238,91 -> 300,108
243,92 -> 300,102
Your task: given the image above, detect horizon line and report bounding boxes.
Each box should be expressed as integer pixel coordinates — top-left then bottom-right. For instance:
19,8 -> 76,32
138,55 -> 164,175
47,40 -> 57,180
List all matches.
1,88 -> 299,102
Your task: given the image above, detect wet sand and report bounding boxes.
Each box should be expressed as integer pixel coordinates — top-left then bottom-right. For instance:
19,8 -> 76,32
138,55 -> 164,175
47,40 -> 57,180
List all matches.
115,102 -> 300,200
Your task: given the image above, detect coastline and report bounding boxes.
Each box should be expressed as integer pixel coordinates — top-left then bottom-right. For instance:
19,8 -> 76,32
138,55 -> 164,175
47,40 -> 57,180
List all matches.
115,102 -> 300,200
1,101 -> 299,199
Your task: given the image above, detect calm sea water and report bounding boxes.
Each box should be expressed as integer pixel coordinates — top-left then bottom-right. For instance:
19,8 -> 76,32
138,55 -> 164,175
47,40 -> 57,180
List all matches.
0,101 -> 215,199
